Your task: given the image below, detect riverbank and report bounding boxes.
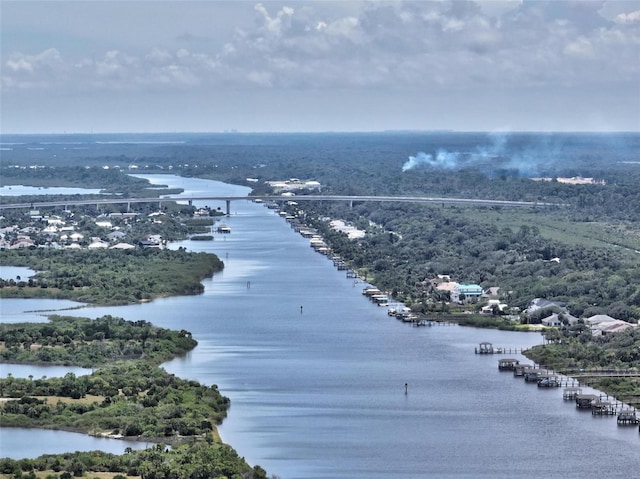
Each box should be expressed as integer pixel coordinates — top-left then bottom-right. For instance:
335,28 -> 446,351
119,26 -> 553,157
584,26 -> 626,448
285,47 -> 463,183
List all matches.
0,315 -> 265,478
3,173 -> 639,478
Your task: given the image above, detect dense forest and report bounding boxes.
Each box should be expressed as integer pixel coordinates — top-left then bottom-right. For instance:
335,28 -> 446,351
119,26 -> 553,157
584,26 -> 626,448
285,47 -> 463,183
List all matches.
290,200 -> 640,320
0,316 -> 267,479
0,248 -> 223,305
0,315 -> 197,367
0,443 -> 266,479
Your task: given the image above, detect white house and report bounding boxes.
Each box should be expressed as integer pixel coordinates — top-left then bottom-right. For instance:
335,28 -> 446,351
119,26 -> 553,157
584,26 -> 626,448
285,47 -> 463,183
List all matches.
540,312 -> 581,327
451,284 -> 484,303
585,314 -> 636,336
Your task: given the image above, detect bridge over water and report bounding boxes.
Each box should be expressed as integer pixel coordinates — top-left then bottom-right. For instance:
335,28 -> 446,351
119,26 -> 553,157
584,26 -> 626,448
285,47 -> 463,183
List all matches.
0,194 -> 564,215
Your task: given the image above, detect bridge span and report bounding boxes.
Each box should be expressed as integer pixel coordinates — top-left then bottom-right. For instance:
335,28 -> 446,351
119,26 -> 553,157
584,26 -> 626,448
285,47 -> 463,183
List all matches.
0,194 -> 563,215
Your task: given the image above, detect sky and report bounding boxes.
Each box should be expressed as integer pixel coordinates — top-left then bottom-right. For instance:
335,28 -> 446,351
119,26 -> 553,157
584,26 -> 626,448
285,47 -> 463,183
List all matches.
1,0 -> 639,133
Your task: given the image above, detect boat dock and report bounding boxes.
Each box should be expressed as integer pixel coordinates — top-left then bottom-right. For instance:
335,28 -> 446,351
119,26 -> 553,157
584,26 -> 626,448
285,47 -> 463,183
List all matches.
487,355 -> 640,434
475,342 -> 527,355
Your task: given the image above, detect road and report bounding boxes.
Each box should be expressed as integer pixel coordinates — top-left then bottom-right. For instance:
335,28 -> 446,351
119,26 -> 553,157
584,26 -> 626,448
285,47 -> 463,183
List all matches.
0,194 -> 565,211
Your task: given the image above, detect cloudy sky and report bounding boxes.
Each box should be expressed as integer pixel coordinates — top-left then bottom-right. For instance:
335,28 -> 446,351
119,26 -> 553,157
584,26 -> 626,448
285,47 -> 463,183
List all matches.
2,0 -> 639,133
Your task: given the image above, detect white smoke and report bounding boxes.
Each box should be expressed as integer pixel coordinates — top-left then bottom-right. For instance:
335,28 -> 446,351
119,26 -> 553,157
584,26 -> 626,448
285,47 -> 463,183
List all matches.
402,150 -> 464,172
401,133 -> 553,176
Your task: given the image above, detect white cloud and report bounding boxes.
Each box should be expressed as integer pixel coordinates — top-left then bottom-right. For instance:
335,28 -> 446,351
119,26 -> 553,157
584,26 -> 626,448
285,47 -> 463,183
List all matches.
5,48 -> 62,74
1,1 -> 639,99
254,3 -> 294,35
564,36 -> 593,57
614,10 -> 640,24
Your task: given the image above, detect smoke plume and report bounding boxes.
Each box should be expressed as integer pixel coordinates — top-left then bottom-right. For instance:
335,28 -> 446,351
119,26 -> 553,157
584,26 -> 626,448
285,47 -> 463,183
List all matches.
401,133 -> 559,177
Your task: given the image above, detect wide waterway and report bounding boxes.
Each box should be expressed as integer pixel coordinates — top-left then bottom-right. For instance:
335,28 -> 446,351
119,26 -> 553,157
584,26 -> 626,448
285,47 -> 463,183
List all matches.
1,175 -> 639,478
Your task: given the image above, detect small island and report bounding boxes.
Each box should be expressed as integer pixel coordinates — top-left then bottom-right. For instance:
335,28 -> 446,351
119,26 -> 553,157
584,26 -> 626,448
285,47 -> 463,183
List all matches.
0,315 -> 268,479
0,248 -> 223,305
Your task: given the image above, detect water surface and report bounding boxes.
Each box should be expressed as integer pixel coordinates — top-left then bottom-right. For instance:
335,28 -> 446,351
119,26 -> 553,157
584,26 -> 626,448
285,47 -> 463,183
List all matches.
1,175 -> 638,478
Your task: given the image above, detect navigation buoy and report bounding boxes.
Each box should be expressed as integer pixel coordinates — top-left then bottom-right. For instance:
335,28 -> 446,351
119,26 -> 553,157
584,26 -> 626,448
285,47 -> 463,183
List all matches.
300,305 -> 303,314
405,383 -> 408,395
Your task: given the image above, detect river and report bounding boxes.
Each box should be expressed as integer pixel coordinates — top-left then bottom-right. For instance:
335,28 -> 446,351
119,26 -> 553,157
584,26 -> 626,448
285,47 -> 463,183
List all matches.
1,175 -> 638,478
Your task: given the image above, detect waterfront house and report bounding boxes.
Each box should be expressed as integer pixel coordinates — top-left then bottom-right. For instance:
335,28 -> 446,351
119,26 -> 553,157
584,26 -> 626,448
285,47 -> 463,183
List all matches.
451,284 -> 483,304
541,313 -> 563,327
541,312 -> 580,327
585,314 -> 636,336
481,299 -> 509,315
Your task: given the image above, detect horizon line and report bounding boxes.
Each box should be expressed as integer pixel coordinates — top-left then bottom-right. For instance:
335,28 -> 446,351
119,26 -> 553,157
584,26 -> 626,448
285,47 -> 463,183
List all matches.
1,129 -> 639,136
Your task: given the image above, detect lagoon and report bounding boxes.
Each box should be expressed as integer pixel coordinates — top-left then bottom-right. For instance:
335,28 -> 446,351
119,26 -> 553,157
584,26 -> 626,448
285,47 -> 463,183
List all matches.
1,428 -> 152,458
0,266 -> 36,281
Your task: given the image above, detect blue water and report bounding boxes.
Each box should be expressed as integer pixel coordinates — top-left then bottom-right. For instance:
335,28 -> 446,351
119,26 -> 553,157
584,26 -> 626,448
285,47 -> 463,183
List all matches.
0,428 -> 152,458
0,266 -> 36,281
1,174 -> 639,478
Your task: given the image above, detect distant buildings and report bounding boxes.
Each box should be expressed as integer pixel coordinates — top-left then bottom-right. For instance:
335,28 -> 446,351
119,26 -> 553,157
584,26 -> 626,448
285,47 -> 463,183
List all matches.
265,178 -> 322,194
584,314 -> 636,336
526,298 -> 637,336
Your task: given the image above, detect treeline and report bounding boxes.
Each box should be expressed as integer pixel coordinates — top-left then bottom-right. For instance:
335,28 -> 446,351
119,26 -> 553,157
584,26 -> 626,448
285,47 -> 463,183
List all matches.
293,200 -> 640,320
0,362 -> 229,438
0,248 -> 223,305
0,315 -> 197,367
0,443 -> 267,479
5,133 -> 640,221
0,166 -> 150,193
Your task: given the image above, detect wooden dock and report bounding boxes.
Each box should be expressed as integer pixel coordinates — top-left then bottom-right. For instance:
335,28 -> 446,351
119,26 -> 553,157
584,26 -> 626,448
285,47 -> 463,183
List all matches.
616,409 -> 639,426
484,355 -> 640,433
474,342 -> 527,354
560,368 -> 640,379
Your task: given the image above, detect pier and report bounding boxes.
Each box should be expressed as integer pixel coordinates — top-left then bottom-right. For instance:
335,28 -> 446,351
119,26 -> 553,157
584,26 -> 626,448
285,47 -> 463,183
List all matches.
487,355 -> 640,433
616,409 -> 639,426
474,342 -> 528,354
